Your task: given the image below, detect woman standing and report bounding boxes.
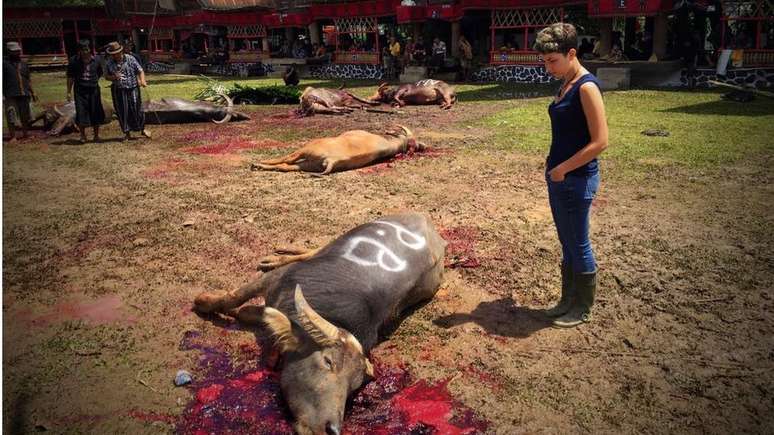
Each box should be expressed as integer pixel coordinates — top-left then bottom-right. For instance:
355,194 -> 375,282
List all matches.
534,23 -> 608,328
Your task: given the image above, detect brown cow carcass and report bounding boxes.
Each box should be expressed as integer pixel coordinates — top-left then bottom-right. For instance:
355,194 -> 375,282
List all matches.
369,79 -> 457,109
251,125 -> 424,175
297,86 -> 377,116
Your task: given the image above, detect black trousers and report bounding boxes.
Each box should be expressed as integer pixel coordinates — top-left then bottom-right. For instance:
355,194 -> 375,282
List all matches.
111,86 -> 144,133
74,85 -> 105,127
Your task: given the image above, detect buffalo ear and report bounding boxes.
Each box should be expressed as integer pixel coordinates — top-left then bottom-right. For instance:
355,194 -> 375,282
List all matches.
262,307 -> 300,353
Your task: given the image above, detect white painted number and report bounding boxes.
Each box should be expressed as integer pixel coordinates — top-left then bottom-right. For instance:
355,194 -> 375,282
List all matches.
341,221 -> 427,272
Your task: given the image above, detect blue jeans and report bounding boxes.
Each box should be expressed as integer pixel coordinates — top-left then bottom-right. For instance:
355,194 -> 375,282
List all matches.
547,172 -> 600,273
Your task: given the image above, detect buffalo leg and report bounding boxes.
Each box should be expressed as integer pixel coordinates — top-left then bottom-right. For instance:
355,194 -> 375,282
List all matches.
259,150 -> 304,165
257,247 -> 322,271
252,162 -> 303,172
309,159 -> 336,177
310,102 -> 352,115
194,272 -> 267,314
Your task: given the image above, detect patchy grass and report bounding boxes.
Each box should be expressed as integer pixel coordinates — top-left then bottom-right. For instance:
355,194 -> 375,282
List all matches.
5,71 -> 774,434
480,88 -> 774,171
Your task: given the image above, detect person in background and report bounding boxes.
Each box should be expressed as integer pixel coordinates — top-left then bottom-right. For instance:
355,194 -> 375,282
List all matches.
458,35 -> 473,81
389,36 -> 402,76
404,37 -> 416,66
3,41 -> 37,142
414,36 -> 427,65
429,37 -> 446,76
67,40 -> 105,143
104,41 -> 151,141
283,65 -> 299,86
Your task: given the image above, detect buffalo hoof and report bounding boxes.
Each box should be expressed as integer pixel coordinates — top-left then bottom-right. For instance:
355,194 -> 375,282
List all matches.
193,290 -> 229,313
256,255 -> 285,271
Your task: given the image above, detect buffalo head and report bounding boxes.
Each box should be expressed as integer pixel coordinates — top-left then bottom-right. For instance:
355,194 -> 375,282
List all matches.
212,92 -> 235,124
368,82 -> 395,103
46,103 -> 76,136
264,285 -> 374,435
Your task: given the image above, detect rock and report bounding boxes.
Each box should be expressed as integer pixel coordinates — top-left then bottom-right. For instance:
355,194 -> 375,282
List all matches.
641,129 -> 670,137
174,370 -> 193,386
132,238 -> 150,247
182,219 -> 195,227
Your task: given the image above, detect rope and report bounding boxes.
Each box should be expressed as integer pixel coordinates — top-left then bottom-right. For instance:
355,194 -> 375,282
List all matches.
144,0 -> 162,124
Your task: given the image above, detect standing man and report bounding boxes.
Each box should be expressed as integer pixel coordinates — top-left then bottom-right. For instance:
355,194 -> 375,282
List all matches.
458,35 -> 473,81
67,40 -> 105,143
104,41 -> 151,141
389,36 -> 402,78
3,41 -> 37,142
430,37 -> 447,77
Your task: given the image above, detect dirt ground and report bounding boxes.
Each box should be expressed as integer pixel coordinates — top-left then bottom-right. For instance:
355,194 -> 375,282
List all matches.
3,96 -> 774,434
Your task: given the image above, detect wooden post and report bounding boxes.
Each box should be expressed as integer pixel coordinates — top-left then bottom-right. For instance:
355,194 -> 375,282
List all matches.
132,28 -> 141,51
523,27 -> 528,52
60,19 -> 67,55
598,17 -> 612,57
74,20 -> 81,48
308,21 -> 321,45
451,20 -> 460,57
491,10 -> 495,64
285,26 -> 294,46
375,26 -> 380,65
653,12 -> 668,60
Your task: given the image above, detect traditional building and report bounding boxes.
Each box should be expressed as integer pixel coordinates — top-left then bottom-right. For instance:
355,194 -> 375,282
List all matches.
4,0 -> 772,87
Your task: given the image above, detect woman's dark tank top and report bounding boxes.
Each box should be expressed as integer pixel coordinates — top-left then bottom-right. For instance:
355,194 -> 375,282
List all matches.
547,73 -> 602,176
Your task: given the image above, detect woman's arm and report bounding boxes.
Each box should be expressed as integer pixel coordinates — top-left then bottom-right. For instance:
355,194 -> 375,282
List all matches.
549,82 -> 608,181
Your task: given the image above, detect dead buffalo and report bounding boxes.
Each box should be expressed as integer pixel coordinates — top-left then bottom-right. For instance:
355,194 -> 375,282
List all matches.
298,86 -> 377,116
251,125 -> 424,175
41,94 -> 248,136
194,213 -> 446,435
143,94 -> 249,124
33,101 -> 114,136
369,79 -> 457,109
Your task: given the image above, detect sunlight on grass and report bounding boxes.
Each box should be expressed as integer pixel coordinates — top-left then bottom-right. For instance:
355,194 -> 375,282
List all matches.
480,89 -> 774,169
26,71 -> 774,173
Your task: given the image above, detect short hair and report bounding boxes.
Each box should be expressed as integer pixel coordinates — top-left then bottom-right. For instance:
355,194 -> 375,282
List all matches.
533,23 -> 578,54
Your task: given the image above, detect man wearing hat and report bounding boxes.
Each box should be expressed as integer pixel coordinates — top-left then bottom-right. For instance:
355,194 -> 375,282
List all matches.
3,41 -> 37,141
67,40 -> 106,143
104,41 -> 150,141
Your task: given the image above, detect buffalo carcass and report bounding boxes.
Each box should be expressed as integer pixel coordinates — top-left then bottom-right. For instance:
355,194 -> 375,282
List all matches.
34,101 -> 114,136
194,213 -> 446,435
143,94 -> 249,124
41,94 -> 248,136
297,86 -> 377,116
369,79 -> 457,109
251,125 -> 425,175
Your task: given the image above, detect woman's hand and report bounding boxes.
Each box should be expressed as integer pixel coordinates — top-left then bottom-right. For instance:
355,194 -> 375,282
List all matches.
549,166 -> 566,182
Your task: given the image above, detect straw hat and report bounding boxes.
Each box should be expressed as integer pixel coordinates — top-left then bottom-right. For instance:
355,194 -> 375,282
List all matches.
106,41 -> 123,54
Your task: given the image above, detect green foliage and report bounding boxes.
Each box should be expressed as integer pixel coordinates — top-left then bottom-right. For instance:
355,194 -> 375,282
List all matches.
193,75 -> 301,104
192,75 -> 230,102
228,83 -> 301,104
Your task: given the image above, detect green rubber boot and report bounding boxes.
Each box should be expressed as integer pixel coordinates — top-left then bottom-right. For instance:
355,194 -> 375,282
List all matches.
544,263 -> 575,318
553,270 -> 596,328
